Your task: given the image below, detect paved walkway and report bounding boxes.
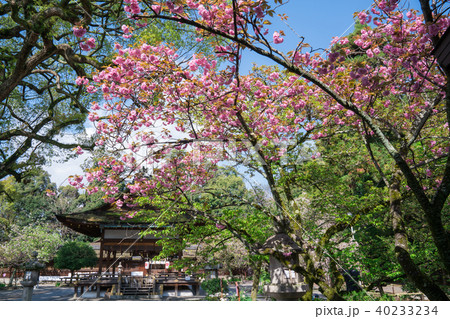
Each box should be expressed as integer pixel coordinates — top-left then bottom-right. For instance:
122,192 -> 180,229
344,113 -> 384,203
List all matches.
0,284 -> 76,301
0,283 -> 204,301
0,281 -> 338,301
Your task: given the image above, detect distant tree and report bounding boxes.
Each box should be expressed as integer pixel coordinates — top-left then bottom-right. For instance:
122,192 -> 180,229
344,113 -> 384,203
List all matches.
0,168 -> 103,241
54,241 -> 97,283
12,170 -> 58,226
144,167 -> 272,300
0,175 -> 17,240
0,224 -> 62,286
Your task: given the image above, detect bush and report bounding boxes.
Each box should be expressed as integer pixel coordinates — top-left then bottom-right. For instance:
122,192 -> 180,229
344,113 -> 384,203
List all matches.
229,293 -> 253,301
228,277 -> 240,283
201,278 -> 229,295
343,291 -> 395,301
54,241 -> 97,283
260,270 -> 271,284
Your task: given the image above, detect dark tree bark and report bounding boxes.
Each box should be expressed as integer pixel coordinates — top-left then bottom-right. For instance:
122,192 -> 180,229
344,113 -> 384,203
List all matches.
390,168 -> 449,301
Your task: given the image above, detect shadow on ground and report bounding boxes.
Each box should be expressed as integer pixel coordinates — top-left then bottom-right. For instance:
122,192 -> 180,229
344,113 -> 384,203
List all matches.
0,284 -> 75,301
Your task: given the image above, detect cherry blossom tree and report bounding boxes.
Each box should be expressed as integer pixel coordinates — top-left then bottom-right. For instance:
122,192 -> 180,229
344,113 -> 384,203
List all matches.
72,0 -> 449,300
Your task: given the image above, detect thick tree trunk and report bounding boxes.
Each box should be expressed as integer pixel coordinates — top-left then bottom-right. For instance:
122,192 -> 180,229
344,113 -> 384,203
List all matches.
422,205 -> 450,274
8,268 -> 16,287
317,282 -> 345,301
250,259 -> 262,301
378,284 -> 385,297
425,73 -> 450,274
303,254 -> 345,301
390,170 -> 449,301
301,275 -> 314,301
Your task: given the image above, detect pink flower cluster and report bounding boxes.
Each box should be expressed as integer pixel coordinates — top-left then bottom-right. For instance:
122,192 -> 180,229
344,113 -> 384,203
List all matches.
80,38 -> 96,51
273,31 -> 284,44
75,77 -> 89,86
74,146 -> 84,155
70,0 -> 449,205
72,26 -> 86,38
124,0 -> 141,14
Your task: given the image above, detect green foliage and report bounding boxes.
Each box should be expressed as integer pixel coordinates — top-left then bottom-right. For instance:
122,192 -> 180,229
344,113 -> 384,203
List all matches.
229,293 -> 253,301
260,269 -> 271,285
0,224 -> 63,268
343,291 -> 395,301
300,131 -> 448,295
11,171 -> 57,226
228,277 -> 240,283
54,241 -> 98,272
139,167 -> 273,276
136,13 -> 226,59
0,0 -> 129,180
201,278 -> 229,295
0,169 -> 102,243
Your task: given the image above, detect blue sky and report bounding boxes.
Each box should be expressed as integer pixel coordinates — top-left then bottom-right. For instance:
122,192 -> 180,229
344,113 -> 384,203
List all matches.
240,0 -> 376,72
277,0 -> 376,49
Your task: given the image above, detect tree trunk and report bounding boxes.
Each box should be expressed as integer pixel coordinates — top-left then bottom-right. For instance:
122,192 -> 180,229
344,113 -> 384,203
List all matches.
378,284 -> 385,296
8,268 -> 16,287
390,169 -> 449,301
317,280 -> 346,301
250,259 -> 262,301
423,205 -> 450,274
303,255 -> 345,301
301,276 -> 314,301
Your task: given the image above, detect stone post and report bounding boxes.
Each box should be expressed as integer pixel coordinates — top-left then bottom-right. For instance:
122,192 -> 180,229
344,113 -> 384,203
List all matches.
20,252 -> 45,301
117,262 -> 123,295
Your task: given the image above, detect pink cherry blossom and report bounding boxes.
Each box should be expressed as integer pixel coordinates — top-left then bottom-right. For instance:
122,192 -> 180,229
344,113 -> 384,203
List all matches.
75,146 -> 84,155
72,26 -> 86,38
273,31 -> 284,44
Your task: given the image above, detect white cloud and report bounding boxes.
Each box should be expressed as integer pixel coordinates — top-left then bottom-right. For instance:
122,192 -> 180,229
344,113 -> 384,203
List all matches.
44,153 -> 88,187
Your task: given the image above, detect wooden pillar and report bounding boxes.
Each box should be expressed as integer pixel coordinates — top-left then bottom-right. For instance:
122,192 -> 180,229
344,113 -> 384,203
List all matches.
112,251 -> 117,275
106,250 -> 111,276
96,284 -> 101,298
99,229 -> 104,275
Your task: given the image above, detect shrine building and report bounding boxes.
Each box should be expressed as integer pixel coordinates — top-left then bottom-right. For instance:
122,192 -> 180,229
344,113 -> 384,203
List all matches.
56,203 -> 190,276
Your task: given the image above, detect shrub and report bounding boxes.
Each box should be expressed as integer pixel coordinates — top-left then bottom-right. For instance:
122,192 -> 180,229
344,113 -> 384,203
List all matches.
54,241 -> 97,283
344,291 -> 395,301
229,293 -> 253,301
201,278 -> 229,295
228,277 -> 240,283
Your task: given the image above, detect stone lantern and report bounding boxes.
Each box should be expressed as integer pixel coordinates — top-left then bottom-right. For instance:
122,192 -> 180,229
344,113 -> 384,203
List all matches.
117,262 -> 123,295
260,233 -> 308,300
20,251 -> 45,301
